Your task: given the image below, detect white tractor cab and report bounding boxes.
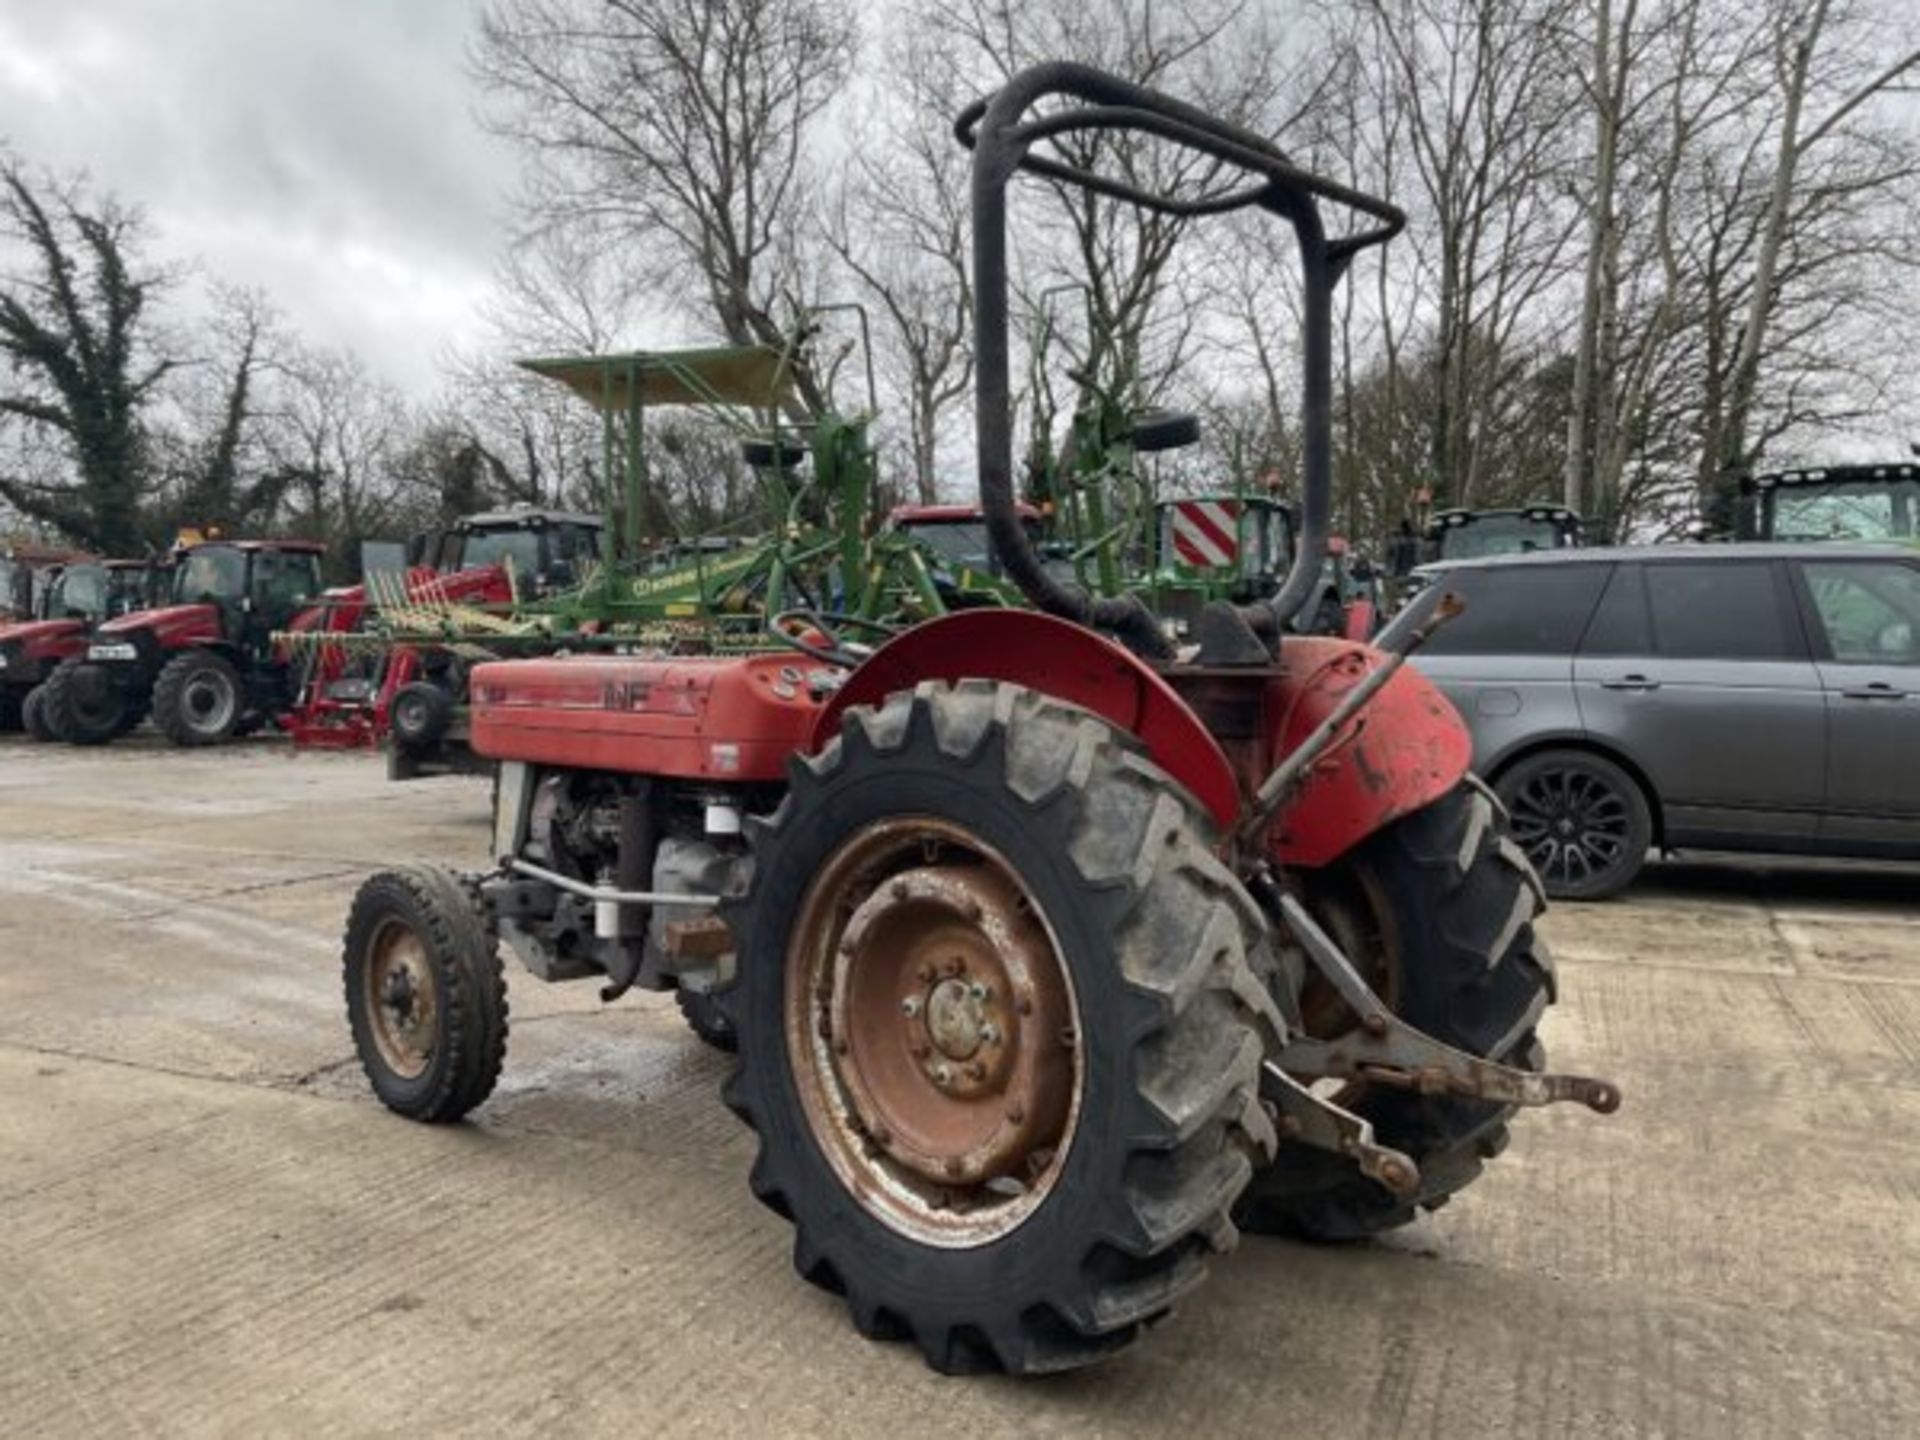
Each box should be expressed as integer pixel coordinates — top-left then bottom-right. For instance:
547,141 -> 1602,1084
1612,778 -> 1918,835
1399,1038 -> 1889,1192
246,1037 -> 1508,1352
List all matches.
409,507 -> 605,598
1739,463 -> 1920,544
1423,504 -> 1586,563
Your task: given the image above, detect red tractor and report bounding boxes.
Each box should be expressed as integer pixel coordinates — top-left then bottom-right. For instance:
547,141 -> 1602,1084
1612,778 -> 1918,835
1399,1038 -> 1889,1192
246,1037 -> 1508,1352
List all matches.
341,65 -> 1616,1374
0,559 -> 159,739
48,537 -> 326,746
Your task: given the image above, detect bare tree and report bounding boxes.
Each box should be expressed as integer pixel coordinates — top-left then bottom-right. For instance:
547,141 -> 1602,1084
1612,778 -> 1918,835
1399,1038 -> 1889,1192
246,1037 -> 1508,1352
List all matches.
821,32 -> 975,502
474,0 -> 858,412
265,346 -> 411,568
1713,0 -> 1920,483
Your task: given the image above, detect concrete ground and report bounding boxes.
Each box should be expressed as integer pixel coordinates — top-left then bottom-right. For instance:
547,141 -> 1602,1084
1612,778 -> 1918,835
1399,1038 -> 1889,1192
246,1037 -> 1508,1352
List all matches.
1,736 -> 1917,1438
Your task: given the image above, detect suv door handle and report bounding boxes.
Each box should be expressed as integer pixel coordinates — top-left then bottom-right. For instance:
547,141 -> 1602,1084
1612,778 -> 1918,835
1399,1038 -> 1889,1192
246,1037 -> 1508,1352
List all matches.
1599,674 -> 1662,691
1841,682 -> 1908,700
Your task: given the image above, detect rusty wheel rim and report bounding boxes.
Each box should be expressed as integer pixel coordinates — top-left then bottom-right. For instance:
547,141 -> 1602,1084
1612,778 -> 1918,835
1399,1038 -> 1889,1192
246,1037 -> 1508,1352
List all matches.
364,919 -> 438,1080
786,817 -> 1083,1248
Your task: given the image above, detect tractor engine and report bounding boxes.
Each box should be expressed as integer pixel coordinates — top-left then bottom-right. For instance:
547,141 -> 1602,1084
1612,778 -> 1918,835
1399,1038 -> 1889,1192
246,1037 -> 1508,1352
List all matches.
470,651 -> 834,1000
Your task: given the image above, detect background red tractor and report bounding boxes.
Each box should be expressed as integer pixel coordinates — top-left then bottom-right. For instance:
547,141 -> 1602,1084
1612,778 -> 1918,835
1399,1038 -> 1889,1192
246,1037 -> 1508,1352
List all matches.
0,558 -> 158,739
340,63 -> 1615,1375
0,541 -> 89,624
48,538 -> 326,746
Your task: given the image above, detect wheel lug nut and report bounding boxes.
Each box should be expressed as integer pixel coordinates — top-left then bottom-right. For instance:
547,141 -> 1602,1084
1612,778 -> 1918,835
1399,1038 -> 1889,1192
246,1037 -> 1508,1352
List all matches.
981,1024 -> 1000,1045
916,963 -> 935,983
901,996 -> 922,1018
1007,1103 -> 1025,1124
910,1039 -> 930,1058
943,956 -> 964,976
932,1064 -> 952,1087
967,981 -> 988,1001
967,1062 -> 986,1081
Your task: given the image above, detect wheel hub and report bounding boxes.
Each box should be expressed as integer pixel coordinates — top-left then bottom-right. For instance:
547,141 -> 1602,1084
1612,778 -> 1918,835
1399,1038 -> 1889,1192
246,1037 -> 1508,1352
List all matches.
787,819 -> 1083,1245
365,924 -> 437,1079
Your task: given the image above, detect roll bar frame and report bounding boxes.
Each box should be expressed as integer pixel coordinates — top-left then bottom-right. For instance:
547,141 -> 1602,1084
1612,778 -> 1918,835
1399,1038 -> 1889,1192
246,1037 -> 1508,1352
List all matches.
956,61 -> 1404,654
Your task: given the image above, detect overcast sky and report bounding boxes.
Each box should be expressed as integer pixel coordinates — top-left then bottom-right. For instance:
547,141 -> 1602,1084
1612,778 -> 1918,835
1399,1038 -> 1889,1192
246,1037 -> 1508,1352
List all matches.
0,0 -> 514,396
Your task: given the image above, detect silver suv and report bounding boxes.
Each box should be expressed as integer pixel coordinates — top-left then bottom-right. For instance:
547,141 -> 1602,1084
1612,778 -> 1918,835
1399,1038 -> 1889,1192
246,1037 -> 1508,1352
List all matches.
1381,543 -> 1920,898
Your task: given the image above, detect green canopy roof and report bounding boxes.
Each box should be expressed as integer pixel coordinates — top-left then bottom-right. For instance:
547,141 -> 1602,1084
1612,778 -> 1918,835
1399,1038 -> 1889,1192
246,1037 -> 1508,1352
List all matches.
518,344 -> 802,411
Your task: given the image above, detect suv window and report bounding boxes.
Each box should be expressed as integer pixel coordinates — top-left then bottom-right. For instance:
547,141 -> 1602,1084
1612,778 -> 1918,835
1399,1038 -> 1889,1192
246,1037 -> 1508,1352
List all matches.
1646,561 -> 1798,660
1417,562 -> 1610,656
1578,562 -> 1649,655
1801,560 -> 1920,665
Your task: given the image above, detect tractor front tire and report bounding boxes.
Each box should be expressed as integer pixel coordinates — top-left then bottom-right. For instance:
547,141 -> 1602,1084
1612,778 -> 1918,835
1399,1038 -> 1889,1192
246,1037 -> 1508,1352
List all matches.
723,680 -> 1288,1374
42,660 -> 129,746
675,987 -> 737,1053
153,650 -> 244,746
1237,781 -> 1554,1240
389,681 -> 453,751
343,866 -> 509,1123
21,685 -> 56,742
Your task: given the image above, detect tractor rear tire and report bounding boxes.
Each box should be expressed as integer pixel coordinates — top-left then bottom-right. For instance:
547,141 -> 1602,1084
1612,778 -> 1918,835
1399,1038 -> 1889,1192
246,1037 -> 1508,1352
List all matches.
153,650 -> 244,746
42,660 -> 128,746
675,987 -> 738,1053
1237,781 -> 1555,1240
722,680 -> 1289,1374
343,866 -> 508,1123
22,685 -> 56,742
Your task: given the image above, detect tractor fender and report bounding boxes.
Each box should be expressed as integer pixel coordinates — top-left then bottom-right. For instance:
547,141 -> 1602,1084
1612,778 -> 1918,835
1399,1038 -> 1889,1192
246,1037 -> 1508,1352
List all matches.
1263,636 -> 1472,869
812,610 -> 1241,831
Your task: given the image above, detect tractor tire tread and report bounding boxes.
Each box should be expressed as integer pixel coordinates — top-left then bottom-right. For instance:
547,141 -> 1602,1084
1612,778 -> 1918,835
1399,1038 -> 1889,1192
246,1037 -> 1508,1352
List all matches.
342,865 -> 508,1123
1238,784 -> 1554,1240
721,679 -> 1289,1374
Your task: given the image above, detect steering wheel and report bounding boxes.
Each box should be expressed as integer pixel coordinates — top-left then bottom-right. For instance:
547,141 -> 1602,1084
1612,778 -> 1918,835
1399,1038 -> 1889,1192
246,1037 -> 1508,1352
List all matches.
767,610 -> 897,668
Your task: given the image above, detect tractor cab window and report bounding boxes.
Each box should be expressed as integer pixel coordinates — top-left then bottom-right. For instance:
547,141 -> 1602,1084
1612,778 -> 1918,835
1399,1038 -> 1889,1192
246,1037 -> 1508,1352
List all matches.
904,520 -> 993,572
0,558 -> 22,615
1261,506 -> 1296,578
1435,515 -> 1563,562
49,565 -> 108,619
1767,478 -> 1920,542
251,549 -> 321,621
175,546 -> 248,604
461,528 -> 543,585
105,568 -> 150,617
543,522 -> 600,587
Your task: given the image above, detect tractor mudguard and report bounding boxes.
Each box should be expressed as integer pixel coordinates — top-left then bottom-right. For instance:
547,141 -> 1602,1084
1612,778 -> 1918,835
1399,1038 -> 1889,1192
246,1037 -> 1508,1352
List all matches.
1261,636 -> 1471,869
812,610 -> 1241,830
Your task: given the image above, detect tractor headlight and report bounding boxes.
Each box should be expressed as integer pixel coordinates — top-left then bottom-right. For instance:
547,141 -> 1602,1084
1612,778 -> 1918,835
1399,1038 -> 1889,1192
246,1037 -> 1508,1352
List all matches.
87,641 -> 138,661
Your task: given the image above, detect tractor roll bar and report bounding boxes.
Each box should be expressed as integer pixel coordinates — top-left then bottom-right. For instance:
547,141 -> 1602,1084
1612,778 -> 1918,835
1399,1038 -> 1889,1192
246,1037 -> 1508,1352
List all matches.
957,62 -> 1405,652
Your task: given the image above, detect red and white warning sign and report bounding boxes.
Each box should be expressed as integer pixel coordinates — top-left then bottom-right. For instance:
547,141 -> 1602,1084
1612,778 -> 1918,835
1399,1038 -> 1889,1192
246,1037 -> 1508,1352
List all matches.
1169,498 -> 1241,567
